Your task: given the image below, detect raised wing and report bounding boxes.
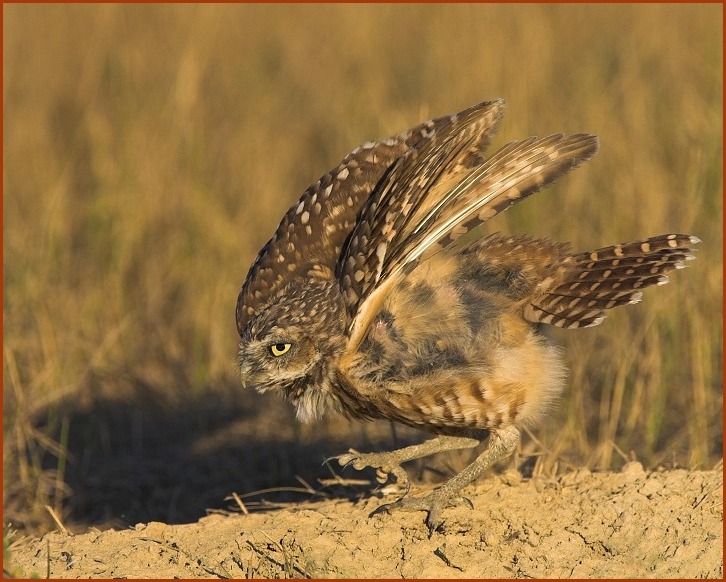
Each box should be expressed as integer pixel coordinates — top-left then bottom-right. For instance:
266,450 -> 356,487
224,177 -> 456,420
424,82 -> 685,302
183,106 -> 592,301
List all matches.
236,99 -> 505,334
340,119 -> 599,353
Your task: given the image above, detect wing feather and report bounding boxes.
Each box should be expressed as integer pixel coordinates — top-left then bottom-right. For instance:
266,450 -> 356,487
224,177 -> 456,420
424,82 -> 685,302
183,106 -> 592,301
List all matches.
340,119 -> 599,353
236,99 -> 504,334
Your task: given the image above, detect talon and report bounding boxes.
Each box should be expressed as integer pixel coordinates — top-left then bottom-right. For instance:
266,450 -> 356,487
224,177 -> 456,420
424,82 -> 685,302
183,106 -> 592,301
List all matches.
461,496 -> 474,510
335,456 -> 351,468
369,501 -> 396,518
426,511 -> 444,535
334,449 -> 360,468
369,505 -> 386,518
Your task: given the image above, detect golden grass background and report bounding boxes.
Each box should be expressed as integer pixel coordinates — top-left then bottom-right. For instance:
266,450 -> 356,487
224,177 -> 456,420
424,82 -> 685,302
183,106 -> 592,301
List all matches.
3,4 -> 722,535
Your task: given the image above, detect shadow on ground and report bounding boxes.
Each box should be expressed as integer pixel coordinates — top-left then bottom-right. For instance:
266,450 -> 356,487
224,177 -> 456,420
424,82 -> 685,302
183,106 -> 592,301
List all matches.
19,379 -> 438,532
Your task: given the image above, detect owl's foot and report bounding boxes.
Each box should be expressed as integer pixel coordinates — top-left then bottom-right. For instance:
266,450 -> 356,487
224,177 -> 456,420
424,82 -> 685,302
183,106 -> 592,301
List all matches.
364,426 -> 520,533
370,489 -> 474,534
335,436 -> 481,493
336,449 -> 411,492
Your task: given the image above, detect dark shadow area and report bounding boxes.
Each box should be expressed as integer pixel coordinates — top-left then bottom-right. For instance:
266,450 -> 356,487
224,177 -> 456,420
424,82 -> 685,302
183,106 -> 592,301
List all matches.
13,370 -> 719,535
18,380 -> 436,532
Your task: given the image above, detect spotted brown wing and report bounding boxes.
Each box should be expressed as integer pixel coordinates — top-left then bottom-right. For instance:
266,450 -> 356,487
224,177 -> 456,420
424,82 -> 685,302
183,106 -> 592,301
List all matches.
236,99 -> 504,335
340,118 -> 599,352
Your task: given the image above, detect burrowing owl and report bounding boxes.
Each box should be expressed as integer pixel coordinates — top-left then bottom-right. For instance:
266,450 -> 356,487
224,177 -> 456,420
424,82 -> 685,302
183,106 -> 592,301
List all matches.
236,99 -> 698,531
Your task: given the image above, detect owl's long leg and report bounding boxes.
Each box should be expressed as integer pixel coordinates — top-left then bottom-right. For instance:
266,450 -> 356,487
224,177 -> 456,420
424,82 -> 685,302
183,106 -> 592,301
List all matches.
336,435 -> 480,493
371,425 -> 520,533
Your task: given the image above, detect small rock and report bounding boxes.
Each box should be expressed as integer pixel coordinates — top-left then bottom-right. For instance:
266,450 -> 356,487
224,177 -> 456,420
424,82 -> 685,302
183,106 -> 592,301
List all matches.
500,469 -> 522,486
639,477 -> 664,498
622,461 -> 646,477
524,526 -> 540,547
561,467 -> 591,485
480,530 -> 498,547
573,467 -> 592,483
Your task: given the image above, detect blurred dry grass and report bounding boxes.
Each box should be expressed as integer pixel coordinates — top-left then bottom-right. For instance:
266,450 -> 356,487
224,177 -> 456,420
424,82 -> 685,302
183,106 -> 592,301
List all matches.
3,4 -> 722,535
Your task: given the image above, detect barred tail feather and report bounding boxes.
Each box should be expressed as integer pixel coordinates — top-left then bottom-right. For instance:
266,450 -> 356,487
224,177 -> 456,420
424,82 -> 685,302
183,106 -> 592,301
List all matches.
524,234 -> 700,329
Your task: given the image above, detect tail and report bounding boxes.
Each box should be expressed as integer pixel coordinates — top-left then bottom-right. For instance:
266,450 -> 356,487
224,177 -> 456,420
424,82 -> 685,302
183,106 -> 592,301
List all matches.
523,234 -> 700,329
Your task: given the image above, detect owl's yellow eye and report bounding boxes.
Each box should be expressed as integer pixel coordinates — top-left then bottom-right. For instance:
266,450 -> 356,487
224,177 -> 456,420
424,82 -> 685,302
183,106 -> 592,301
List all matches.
269,342 -> 292,357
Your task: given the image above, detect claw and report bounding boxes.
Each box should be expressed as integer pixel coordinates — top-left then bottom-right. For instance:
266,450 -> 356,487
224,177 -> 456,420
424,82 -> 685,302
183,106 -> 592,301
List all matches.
368,501 -> 396,518
460,496 -> 474,510
368,490 -> 474,534
332,449 -> 361,469
426,510 -> 444,534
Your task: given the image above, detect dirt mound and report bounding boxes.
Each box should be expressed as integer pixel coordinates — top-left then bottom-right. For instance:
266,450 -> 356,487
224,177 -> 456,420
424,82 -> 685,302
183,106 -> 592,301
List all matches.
7,464 -> 722,578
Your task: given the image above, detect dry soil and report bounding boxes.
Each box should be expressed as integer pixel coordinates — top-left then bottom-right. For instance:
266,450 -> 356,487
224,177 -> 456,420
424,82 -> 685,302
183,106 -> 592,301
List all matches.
7,463 -> 722,579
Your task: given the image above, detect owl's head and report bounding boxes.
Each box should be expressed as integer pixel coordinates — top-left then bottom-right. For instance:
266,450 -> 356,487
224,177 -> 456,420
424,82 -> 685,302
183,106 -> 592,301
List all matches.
237,274 -> 347,422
